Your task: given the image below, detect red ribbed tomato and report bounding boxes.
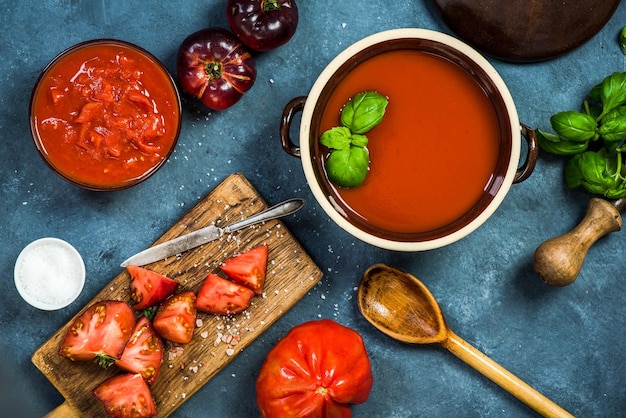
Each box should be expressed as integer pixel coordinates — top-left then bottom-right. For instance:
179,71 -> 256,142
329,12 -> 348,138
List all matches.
176,28 -> 256,110
256,319 -> 373,417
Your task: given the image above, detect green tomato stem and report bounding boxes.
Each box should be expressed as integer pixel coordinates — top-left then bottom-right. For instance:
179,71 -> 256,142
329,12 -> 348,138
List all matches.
262,0 -> 280,12
205,61 -> 222,82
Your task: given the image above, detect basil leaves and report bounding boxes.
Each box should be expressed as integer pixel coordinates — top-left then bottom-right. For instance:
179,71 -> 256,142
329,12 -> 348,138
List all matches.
320,91 -> 388,188
565,150 -> 626,199
340,92 -> 388,134
537,71 -> 626,199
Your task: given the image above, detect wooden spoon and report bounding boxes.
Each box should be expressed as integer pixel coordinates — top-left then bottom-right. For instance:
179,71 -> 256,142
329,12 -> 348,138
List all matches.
533,197 -> 624,286
357,264 -> 574,418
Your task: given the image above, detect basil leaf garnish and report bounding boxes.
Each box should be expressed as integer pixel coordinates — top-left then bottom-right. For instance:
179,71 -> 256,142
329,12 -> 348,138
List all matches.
340,91 -> 388,135
320,126 -> 352,150
319,91 -> 388,188
326,146 -> 370,188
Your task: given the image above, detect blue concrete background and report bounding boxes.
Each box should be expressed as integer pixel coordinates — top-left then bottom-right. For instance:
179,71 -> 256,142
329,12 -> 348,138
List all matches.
1,1 -> 625,417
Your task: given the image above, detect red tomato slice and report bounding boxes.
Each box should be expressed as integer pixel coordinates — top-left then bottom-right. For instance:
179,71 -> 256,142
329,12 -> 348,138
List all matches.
58,300 -> 136,368
152,291 -> 197,344
115,317 -> 164,385
220,244 -> 268,295
195,273 -> 255,315
127,265 -> 179,311
93,373 -> 157,418
256,319 -> 373,418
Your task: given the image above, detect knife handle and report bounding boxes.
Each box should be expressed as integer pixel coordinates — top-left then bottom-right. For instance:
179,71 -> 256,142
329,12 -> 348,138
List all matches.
225,198 -> 305,233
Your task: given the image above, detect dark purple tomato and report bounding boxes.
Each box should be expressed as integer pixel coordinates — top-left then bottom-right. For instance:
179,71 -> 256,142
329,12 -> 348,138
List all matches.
176,27 -> 256,111
226,0 -> 299,51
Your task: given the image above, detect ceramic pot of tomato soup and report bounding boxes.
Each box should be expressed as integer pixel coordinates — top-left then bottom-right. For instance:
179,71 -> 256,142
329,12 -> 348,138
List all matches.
280,28 -> 538,251
30,39 -> 181,191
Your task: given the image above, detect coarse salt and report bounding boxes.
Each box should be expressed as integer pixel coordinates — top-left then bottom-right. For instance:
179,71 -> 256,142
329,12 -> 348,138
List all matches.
14,238 -> 85,310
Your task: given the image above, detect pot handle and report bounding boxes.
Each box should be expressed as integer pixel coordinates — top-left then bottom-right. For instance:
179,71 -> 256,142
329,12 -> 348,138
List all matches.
280,96 -> 307,158
513,123 -> 538,184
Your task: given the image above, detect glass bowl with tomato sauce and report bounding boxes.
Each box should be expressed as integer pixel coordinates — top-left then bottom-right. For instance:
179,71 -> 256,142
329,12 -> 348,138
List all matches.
29,39 -> 181,191
280,29 -> 538,251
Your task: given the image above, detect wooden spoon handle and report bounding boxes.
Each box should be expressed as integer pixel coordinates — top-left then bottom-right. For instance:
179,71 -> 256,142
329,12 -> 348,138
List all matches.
444,331 -> 574,418
533,198 -> 622,287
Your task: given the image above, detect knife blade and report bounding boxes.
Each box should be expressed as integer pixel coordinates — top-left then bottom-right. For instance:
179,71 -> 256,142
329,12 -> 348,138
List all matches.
120,198 -> 305,267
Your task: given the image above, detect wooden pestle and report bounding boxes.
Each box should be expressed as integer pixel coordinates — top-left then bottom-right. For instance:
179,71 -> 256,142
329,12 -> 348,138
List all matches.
534,197 -> 625,286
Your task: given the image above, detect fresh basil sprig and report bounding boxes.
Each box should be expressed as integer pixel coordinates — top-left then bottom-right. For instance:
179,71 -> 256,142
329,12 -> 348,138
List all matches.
598,106 -> 626,146
565,149 -> 626,199
320,91 -> 388,188
537,71 -> 626,199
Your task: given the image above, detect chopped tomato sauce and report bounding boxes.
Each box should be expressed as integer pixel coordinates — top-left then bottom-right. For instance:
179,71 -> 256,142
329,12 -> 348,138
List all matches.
31,41 -> 180,189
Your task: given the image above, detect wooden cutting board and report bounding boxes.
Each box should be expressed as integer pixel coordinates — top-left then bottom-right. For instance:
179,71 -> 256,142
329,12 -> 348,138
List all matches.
32,172 -> 323,417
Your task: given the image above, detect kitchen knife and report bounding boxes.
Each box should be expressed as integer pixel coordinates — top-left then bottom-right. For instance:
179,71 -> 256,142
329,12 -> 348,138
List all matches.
120,198 -> 305,267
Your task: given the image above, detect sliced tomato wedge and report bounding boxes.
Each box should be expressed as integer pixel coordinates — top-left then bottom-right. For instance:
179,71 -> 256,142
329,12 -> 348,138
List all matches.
58,300 -> 136,368
127,265 -> 179,311
93,373 -> 157,418
195,273 -> 255,315
152,291 -> 197,344
220,244 -> 268,295
115,317 -> 164,385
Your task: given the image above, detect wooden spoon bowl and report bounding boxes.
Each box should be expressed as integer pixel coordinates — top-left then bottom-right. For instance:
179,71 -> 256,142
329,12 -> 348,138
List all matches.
357,263 -> 447,344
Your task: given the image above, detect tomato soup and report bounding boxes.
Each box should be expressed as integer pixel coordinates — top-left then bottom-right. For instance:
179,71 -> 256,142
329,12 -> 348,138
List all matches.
319,49 -> 501,234
30,40 -> 181,190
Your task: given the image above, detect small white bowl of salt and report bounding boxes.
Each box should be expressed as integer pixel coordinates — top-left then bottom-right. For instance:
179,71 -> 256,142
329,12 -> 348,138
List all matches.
14,237 -> 85,310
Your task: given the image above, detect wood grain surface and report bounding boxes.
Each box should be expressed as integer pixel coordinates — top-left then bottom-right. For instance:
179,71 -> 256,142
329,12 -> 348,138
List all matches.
32,172 -> 323,417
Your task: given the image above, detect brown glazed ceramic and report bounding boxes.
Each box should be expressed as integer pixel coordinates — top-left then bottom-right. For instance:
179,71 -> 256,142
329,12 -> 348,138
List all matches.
280,29 -> 537,251
430,0 -> 620,62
